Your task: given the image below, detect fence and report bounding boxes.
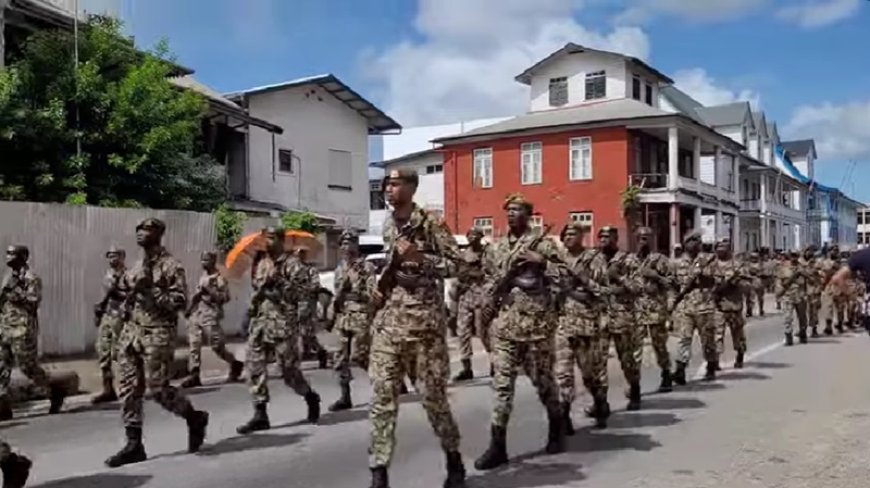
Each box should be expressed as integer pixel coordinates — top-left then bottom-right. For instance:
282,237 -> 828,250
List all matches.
0,201 -> 304,357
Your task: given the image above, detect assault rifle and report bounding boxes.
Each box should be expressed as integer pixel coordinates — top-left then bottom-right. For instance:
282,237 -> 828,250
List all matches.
185,274 -> 218,319
670,253 -> 716,313
371,217 -> 427,314
94,271 -> 123,327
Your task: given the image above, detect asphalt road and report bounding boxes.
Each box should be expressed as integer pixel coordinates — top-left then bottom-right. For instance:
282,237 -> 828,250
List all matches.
6,309 -> 863,488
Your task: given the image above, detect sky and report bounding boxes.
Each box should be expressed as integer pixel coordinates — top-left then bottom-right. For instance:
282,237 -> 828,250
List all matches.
81,0 -> 870,203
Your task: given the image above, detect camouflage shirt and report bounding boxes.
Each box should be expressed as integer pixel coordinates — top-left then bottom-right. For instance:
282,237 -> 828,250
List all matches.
776,260 -> 809,300
593,249 -> 641,333
744,261 -> 763,290
672,253 -> 717,313
819,257 -> 841,294
126,248 -> 187,328
711,257 -> 746,312
334,256 -> 377,334
556,247 -> 603,336
0,267 -> 41,335
192,270 -> 230,318
633,251 -> 672,325
101,266 -> 128,317
457,244 -> 493,289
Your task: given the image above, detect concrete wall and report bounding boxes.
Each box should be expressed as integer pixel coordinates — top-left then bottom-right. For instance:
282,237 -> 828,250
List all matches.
0,202 -> 290,356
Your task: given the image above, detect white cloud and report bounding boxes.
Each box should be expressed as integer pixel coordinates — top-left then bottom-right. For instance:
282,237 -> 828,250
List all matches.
784,101 -> 870,160
614,0 -> 768,24
361,0 -> 650,126
776,0 -> 860,28
673,68 -> 760,108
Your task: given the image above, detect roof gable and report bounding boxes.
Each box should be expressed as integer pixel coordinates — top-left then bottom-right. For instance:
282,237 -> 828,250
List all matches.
751,111 -> 769,139
695,102 -> 754,129
781,139 -> 817,159
514,43 -> 673,86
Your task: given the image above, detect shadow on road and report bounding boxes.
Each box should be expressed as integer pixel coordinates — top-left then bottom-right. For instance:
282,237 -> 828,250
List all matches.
717,371 -> 771,381
467,459 -> 586,488
808,338 -> 842,344
568,429 -> 662,453
182,386 -> 224,397
0,420 -> 28,431
31,474 -> 152,488
199,432 -> 310,456
680,381 -> 726,393
317,407 -> 370,426
639,396 -> 706,410
606,412 -> 681,429
745,361 -> 790,369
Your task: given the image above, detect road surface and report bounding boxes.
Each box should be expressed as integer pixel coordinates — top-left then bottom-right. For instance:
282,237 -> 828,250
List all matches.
7,312 -> 870,488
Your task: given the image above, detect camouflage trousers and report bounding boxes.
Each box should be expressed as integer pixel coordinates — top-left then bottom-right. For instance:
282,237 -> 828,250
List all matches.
491,337 -> 560,428
299,304 -> 324,355
714,310 -> 746,355
554,330 -> 607,404
808,295 -> 821,328
187,312 -> 237,372
96,313 -> 124,378
335,329 -> 371,386
641,321 -> 671,371
368,332 -> 460,468
457,289 -> 491,360
0,329 -> 51,400
675,309 -> 717,365
744,288 -> 765,315
603,329 -> 642,386
118,326 -> 194,427
246,325 -> 312,405
783,298 -> 808,335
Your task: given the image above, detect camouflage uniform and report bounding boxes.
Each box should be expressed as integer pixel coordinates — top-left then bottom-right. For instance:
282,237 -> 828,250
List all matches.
776,256 -> 809,341
634,250 -> 673,374
819,256 -> 843,331
96,265 -> 128,383
711,254 -> 748,357
455,243 -> 493,362
759,257 -> 777,314
187,270 -> 237,372
298,260 -> 327,364
805,256 -> 823,334
673,251 -> 718,374
0,438 -> 30,487
368,204 -> 462,469
332,256 -> 376,388
743,257 -> 763,316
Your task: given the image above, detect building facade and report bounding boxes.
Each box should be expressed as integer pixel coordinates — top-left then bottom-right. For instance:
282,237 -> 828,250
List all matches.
858,206 -> 870,248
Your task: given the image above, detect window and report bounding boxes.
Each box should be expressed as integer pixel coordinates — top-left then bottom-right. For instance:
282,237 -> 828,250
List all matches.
473,148 -> 493,188
328,149 -> 352,190
570,212 -> 593,228
369,180 -> 385,210
472,217 -> 494,237
530,215 -> 544,234
549,77 -> 568,107
278,149 -> 294,173
632,75 -> 641,100
569,137 -> 592,180
645,83 -> 653,106
520,142 -> 542,185
425,164 -> 443,174
585,71 -> 606,100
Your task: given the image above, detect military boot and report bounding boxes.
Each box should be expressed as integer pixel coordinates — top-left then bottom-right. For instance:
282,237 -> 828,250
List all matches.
798,330 -> 808,344
474,425 -> 508,471
305,391 -> 321,423
317,348 -> 329,370
561,402 -> 575,436
545,410 -> 566,454
785,333 -> 794,346
811,326 -> 819,338
105,426 -> 147,468
824,319 -> 834,335
443,450 -> 467,488
0,398 -> 12,421
180,369 -> 202,389
592,393 -> 610,429
734,351 -> 745,369
673,361 -> 688,386
185,409 -> 208,453
626,382 -> 642,411
452,359 -> 474,382
836,322 -> 845,334
91,374 -> 118,404
227,360 -> 244,383
398,381 -> 410,395
328,383 -> 353,412
0,452 -> 31,488
237,403 -> 270,434
658,369 -> 673,393
370,466 -> 389,488
704,361 -> 717,381
47,384 -> 66,415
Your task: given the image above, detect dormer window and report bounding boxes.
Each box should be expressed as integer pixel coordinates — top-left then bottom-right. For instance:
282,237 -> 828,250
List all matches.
645,83 -> 653,106
585,71 -> 606,100
632,75 -> 641,100
549,77 -> 568,107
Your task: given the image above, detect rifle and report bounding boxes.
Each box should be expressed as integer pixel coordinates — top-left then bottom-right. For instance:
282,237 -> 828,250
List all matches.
670,254 -> 715,313
371,217 -> 427,313
94,270 -> 123,327
185,274 -> 219,319
122,258 -> 155,322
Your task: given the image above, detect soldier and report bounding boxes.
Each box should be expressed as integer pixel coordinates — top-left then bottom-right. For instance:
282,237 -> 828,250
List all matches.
368,169 -> 466,488
452,227 -> 493,381
180,252 -> 243,388
776,250 -> 809,345
743,252 -> 763,318
91,246 -> 129,404
673,243 -> 684,260
634,227 -> 674,393
298,248 -> 329,369
758,248 -> 776,316
711,238 -> 748,368
672,230 -> 718,383
0,245 -> 65,420
820,245 -> 843,334
327,229 -> 376,412
474,193 -> 564,472
0,440 -> 30,488
237,227 -> 321,435
804,246 -> 823,337
554,222 -> 606,433
106,218 -> 208,468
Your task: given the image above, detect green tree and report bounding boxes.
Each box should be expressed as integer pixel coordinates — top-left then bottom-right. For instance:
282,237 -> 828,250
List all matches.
0,16 -> 223,210
214,204 -> 247,254
280,211 -> 321,234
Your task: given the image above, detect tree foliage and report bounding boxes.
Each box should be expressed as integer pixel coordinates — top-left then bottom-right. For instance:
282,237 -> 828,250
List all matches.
280,211 -> 321,234
0,16 -> 224,210
214,204 -> 247,254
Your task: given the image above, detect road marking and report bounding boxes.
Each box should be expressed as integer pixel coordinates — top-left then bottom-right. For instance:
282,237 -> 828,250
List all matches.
692,339 -> 784,381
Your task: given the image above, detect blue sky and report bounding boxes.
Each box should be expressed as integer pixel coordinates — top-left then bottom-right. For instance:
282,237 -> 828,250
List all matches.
86,0 -> 870,203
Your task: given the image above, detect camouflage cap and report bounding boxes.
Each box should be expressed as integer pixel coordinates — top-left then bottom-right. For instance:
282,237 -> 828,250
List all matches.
382,168 -> 419,191
502,192 -> 533,213
200,251 -> 217,261
715,237 -> 731,248
339,228 -> 359,244
105,245 -> 125,258
683,229 -> 703,243
673,243 -> 684,250
560,222 -> 590,241
598,225 -> 618,237
467,226 -> 485,238
136,217 -> 166,235
636,226 -> 653,236
5,245 -> 28,258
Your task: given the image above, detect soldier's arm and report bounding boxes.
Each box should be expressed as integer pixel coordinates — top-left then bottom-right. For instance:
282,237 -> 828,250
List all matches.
216,275 -> 231,304
427,218 -> 461,278
24,275 -> 41,311
155,262 -> 188,312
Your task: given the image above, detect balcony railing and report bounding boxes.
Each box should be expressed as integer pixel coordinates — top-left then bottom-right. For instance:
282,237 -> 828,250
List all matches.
740,200 -> 762,212
628,173 -> 668,190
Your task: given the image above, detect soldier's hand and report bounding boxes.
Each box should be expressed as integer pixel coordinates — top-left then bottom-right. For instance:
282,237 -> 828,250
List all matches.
522,251 -> 544,264
396,238 -> 423,263
372,290 -> 385,308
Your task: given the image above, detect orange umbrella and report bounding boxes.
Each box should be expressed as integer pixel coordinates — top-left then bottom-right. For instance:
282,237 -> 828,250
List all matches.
224,230 -> 322,279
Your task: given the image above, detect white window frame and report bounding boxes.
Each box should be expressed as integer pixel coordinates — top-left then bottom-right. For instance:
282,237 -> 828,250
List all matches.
569,211 -> 593,228
473,148 -> 493,189
425,164 -> 443,174
472,217 -> 494,237
530,215 -> 544,233
585,70 -> 606,100
520,142 -> 542,185
548,76 -> 569,107
569,137 -> 592,181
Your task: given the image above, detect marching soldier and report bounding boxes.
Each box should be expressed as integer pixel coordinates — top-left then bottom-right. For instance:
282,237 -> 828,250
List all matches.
0,440 -> 30,488
475,193 -> 564,472
91,246 -> 129,404
776,250 -> 809,345
0,245 -> 65,420
180,251 -> 243,388
237,227 -> 321,435
327,229 -> 376,412
452,227 -> 493,381
298,248 -> 329,369
672,231 -> 718,383
743,252 -> 763,318
711,238 -> 748,368
634,227 -> 674,393
759,248 -> 776,316
106,218 -> 208,468
555,222 -> 606,433
804,246 -> 823,337
369,169 -> 466,488
820,245 -> 843,334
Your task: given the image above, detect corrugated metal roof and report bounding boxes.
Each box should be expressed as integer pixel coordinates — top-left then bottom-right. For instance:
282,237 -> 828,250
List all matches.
695,102 -> 753,128
659,86 -> 706,124
170,76 -> 283,134
515,43 -> 674,85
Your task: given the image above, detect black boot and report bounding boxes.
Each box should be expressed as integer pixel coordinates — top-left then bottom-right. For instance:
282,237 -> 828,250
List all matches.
704,361 -> 716,381
545,410 -> 566,454
785,333 -> 794,346
798,330 -> 808,344
47,384 -> 66,415
673,361 -> 687,386
474,425 -> 508,471
836,322 -> 845,333
237,403 -> 270,434
811,326 -> 819,338
305,391 -> 321,423
105,426 -> 147,468
0,452 -> 31,488
734,351 -> 744,369
626,382 -> 641,411
658,369 -> 673,393
186,409 -> 208,453
227,360 -> 244,383
329,383 -> 353,412
0,398 -> 12,422
180,369 -> 202,389
592,393 -> 610,429
489,363 -> 495,377
91,374 -> 118,404
370,466 -> 389,488
561,402 -> 575,436
398,382 -> 409,395
824,320 -> 833,335
317,348 -> 329,369
443,450 -> 466,488
452,359 -> 474,382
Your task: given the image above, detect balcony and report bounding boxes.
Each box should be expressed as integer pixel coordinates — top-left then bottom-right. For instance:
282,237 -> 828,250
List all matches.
628,173 -> 669,190
740,199 -> 762,212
